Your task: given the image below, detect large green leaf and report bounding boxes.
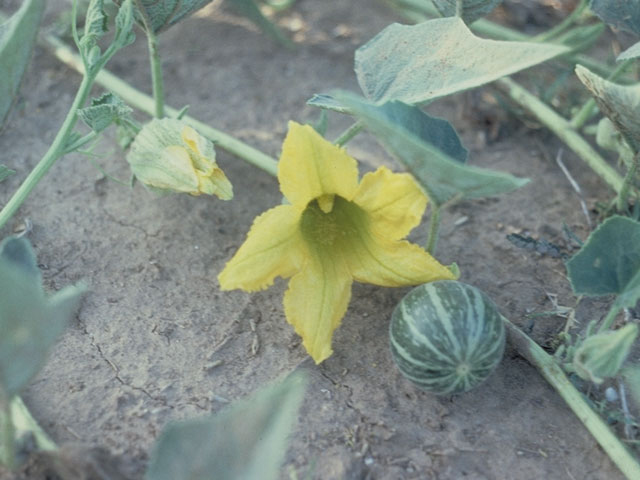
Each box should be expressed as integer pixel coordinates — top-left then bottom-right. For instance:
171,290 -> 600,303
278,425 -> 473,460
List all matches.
432,0 -> 502,24
618,41 -> 640,61
146,373 -> 306,480
0,237 -> 86,400
113,0 -> 212,33
575,65 -> 640,152
336,92 -> 528,206
589,0 -> 640,36
354,17 -> 568,105
567,216 -> 640,310
0,0 -> 44,126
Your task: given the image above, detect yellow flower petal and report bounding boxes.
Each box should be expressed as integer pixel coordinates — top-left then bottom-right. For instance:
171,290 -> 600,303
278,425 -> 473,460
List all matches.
181,125 -> 202,154
283,252 -> 353,364
347,236 -> 456,286
197,167 -> 233,200
218,205 -> 304,292
279,122 -> 359,208
353,166 -> 427,240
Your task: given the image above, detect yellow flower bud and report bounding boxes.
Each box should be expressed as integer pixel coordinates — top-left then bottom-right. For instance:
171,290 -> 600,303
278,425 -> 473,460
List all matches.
127,119 -> 233,199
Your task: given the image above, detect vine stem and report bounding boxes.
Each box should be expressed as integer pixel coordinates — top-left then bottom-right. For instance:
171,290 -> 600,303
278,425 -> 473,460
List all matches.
503,316 -> 640,480
40,32 -> 279,177
599,304 -> 621,333
1,402 -> 15,469
134,0 -> 165,118
0,73 -> 94,229
425,204 -> 441,255
333,121 -> 364,147
531,0 -> 588,42
617,152 -> 640,212
494,77 -> 625,195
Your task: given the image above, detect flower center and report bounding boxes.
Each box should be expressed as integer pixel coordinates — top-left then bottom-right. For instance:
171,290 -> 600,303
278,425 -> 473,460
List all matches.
300,197 -> 366,249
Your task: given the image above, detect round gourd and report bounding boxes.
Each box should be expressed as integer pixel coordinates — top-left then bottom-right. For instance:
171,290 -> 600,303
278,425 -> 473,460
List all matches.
389,280 -> 505,395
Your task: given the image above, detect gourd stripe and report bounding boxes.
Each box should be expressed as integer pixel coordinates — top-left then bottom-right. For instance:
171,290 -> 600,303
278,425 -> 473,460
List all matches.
398,301 -> 452,362
390,334 -> 452,369
427,285 -> 463,359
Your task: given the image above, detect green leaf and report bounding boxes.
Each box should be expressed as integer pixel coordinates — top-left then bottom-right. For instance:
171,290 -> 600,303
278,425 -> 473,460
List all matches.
575,65 -> 640,152
572,323 -> 638,384
589,0 -> 640,36
335,92 -> 528,206
0,166 -> 15,183
307,94 -> 352,114
0,0 -> 44,126
432,0 -> 502,24
145,373 -> 306,480
0,237 -> 86,400
226,0 -> 292,47
354,17 -> 569,105
618,41 -> 640,61
77,92 -> 133,133
113,0 -> 136,49
566,216 -> 640,310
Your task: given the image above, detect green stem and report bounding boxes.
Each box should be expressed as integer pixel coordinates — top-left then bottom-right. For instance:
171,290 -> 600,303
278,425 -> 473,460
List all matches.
503,317 -> 640,480
63,130 -> 99,154
617,152 -> 640,212
532,0 -> 588,42
571,59 -> 635,130
0,73 -> 94,229
599,304 -> 621,333
494,77 -> 625,195
333,121 -> 364,147
1,402 -> 15,469
425,204 -> 441,255
9,396 -> 56,453
40,33 -> 279,177
455,0 -> 463,17
146,29 -> 165,118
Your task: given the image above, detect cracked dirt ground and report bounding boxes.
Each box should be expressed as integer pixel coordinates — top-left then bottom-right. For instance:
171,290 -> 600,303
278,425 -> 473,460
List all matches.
0,1 -> 627,478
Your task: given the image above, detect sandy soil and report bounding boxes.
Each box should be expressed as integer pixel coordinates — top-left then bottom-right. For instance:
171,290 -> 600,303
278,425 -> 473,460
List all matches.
0,0 -> 626,478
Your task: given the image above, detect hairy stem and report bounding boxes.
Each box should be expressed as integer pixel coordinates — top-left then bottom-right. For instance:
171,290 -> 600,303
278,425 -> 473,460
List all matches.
0,73 -> 94,229
1,402 -> 15,469
333,121 -> 364,147
425,204 -> 441,255
494,77 -> 625,195
503,317 -> 640,480
146,29 -> 165,118
532,0 -> 588,42
617,152 -> 640,212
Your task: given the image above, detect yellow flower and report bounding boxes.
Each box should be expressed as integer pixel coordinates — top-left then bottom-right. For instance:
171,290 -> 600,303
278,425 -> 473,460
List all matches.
218,122 -> 456,363
128,118 -> 233,199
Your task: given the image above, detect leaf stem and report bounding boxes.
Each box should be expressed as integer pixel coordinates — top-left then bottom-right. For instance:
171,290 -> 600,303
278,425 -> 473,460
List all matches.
333,121 -> 364,147
617,152 -> 640,212
9,396 -> 57,452
570,59 -> 635,130
503,316 -> 640,480
494,77 -> 625,195
425,204 -> 441,255
0,73 -> 94,229
599,305 -> 621,333
40,32 -> 279,177
146,28 -> 165,118
531,0 -> 588,42
1,402 -> 15,469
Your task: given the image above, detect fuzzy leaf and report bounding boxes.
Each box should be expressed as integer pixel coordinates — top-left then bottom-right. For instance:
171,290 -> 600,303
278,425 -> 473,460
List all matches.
307,94 -> 352,114
618,41 -> 640,61
575,65 -> 640,152
146,373 -> 306,480
0,237 -> 86,400
589,0 -> 640,36
567,216 -> 640,310
336,92 -> 527,206
355,17 -> 569,105
78,93 -> 133,133
112,0 -> 212,33
432,0 -> 502,24
0,165 -> 15,183
573,323 -> 638,384
113,0 -> 136,49
0,0 -> 44,126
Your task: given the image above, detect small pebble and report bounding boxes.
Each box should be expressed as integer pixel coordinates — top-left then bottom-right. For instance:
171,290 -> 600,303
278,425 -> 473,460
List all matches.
364,457 -> 374,466
605,387 -> 619,403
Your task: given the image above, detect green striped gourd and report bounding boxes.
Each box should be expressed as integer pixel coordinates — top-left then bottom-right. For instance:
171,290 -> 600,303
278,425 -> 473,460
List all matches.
390,280 -> 505,395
